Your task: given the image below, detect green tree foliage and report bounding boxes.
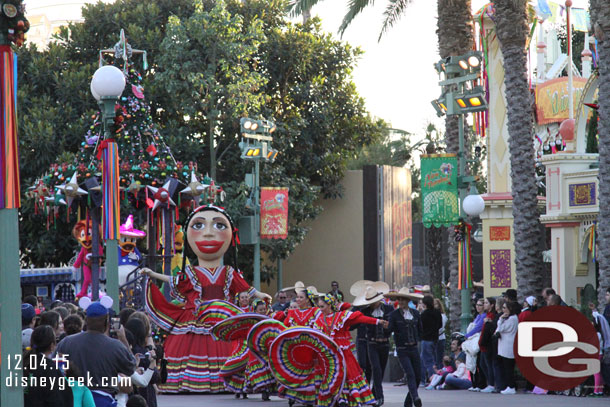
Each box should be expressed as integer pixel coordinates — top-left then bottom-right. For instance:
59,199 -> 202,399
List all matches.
17,0 -> 384,280
156,0 -> 268,180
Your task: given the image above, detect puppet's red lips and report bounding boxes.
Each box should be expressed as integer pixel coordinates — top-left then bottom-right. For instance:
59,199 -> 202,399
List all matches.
195,240 -> 224,254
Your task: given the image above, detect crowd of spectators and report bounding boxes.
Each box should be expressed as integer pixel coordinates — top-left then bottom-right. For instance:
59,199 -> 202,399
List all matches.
21,296 -> 162,407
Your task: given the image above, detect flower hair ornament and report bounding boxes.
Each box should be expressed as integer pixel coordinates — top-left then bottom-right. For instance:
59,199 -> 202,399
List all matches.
181,204 -> 240,273
321,294 -> 338,312
306,289 -> 317,306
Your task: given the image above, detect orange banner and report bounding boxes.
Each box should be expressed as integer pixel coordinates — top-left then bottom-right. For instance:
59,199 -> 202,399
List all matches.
535,77 -> 588,125
260,187 -> 288,239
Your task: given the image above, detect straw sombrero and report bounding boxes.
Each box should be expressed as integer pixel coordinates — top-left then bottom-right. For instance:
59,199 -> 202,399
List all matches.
350,280 -> 373,296
384,287 -> 424,301
281,281 -> 306,292
352,282 -> 390,307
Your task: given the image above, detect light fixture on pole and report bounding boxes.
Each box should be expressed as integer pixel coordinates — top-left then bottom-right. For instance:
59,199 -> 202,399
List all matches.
431,50 -> 487,333
463,186 -> 485,218
91,64 -> 126,311
431,97 -> 448,117
454,86 -> 488,113
238,116 -> 278,290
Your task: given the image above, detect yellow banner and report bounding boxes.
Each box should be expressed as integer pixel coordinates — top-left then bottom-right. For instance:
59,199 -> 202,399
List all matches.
535,77 -> 588,125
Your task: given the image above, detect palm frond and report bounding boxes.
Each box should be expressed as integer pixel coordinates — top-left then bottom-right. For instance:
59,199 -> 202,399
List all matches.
287,0 -> 323,18
378,0 -> 412,42
338,0 -> 376,37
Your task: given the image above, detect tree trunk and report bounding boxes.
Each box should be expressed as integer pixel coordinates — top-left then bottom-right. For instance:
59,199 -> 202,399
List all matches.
426,225 -> 444,295
494,0 -> 544,299
590,0 -> 610,308
437,0 -> 473,333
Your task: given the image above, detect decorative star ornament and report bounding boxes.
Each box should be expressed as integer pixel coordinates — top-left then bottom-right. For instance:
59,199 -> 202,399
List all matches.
56,172 -> 88,206
127,177 -> 143,195
147,180 -> 176,211
46,191 -> 67,206
181,171 -> 209,198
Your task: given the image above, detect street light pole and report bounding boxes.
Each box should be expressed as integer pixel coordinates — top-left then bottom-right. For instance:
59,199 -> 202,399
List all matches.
432,52 -> 488,333
253,158 -> 261,290
239,117 -> 277,291
0,3 -> 29,405
457,113 -> 472,333
91,65 -> 126,312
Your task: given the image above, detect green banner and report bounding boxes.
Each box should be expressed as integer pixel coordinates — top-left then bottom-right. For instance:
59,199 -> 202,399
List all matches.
421,154 -> 459,228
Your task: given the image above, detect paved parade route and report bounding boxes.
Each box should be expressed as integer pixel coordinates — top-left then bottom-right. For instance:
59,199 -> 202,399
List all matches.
158,385 -> 609,407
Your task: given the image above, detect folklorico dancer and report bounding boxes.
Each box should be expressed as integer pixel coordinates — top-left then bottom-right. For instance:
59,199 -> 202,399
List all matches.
385,288 -> 424,407
141,205 -> 270,393
244,299 -> 277,400
313,294 -> 389,407
352,282 -> 392,407
282,286 -> 322,406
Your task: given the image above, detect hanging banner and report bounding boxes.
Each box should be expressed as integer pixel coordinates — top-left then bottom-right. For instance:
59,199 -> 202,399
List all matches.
421,154 -> 459,228
535,77 -> 588,125
0,46 -> 21,209
260,187 -> 288,239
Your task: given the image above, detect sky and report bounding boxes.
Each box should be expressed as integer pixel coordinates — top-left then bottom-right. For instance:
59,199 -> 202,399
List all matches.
26,0 -> 590,139
308,0 -> 590,138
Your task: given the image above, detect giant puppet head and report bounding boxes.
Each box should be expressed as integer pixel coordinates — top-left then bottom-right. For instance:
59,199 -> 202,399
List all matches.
119,214 -> 146,254
183,205 -> 238,269
72,220 -> 99,250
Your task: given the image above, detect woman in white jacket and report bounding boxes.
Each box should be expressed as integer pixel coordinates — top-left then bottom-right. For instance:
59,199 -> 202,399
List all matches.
494,301 -> 520,395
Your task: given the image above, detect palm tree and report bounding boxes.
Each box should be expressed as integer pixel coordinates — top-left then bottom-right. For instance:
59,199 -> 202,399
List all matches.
435,0 -> 473,330
493,0 -> 543,298
289,0 -> 473,328
589,0 -> 610,308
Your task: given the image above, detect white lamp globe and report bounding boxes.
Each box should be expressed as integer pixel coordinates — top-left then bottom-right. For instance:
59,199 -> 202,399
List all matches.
90,81 -> 101,101
473,226 -> 484,243
463,194 -> 485,217
91,65 -> 126,99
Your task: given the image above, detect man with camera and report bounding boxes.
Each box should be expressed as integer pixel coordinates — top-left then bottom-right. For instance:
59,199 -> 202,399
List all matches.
56,302 -> 154,407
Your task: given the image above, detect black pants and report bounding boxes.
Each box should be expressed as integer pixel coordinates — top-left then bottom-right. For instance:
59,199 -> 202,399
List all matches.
367,341 -> 390,400
397,346 -> 421,407
471,353 -> 487,389
498,356 -> 516,389
356,339 -> 372,383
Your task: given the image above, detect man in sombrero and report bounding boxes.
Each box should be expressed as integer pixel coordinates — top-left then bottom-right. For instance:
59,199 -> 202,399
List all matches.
352,281 -> 393,407
385,288 -> 425,407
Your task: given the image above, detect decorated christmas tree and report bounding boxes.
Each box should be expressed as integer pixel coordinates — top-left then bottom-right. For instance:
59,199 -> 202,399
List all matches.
29,31 -> 214,218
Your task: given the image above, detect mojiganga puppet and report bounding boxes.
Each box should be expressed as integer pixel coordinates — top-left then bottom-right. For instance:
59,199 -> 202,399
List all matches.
118,214 -> 146,286
72,220 -> 103,299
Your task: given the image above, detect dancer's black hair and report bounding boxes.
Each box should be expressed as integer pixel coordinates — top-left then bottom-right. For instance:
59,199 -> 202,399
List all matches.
181,205 -> 239,274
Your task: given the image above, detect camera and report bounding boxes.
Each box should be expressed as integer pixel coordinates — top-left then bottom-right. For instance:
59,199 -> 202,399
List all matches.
109,317 -> 120,338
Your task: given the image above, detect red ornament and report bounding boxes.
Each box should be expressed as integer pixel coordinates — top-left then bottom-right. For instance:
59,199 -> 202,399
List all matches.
146,144 -> 157,157
158,160 -> 167,170
140,162 -> 150,171
154,188 -> 170,203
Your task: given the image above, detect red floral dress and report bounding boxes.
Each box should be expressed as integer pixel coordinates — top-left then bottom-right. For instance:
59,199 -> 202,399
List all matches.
313,310 -> 378,407
145,265 -> 254,392
284,307 -> 321,328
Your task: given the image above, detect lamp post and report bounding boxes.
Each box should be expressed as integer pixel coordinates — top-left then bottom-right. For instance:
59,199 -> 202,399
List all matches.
91,65 -> 126,311
0,2 -> 28,405
239,117 -> 277,290
431,51 -> 488,332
